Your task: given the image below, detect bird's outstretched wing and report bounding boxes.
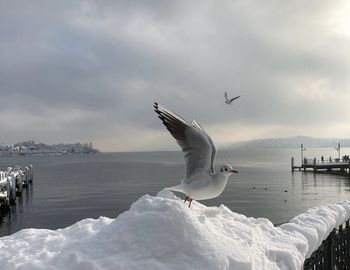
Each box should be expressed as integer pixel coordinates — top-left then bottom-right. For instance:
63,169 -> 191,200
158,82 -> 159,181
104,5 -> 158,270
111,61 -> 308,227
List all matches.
154,102 -> 216,180
191,120 -> 216,175
229,95 -> 240,103
224,91 -> 229,101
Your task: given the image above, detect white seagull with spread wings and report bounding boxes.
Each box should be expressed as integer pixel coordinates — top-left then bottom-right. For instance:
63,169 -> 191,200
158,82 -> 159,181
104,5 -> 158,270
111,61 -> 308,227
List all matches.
154,102 -> 238,207
224,92 -> 240,104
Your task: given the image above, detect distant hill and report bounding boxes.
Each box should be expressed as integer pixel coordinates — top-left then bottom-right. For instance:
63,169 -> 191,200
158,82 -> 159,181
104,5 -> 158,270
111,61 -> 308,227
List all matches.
229,136 -> 350,149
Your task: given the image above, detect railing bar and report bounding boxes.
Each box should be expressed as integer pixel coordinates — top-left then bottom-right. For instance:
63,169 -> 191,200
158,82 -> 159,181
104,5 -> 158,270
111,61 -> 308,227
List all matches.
304,221 -> 350,269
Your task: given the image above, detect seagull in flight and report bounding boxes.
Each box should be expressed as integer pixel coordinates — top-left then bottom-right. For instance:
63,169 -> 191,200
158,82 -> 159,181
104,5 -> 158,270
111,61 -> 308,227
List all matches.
224,92 -> 240,104
154,102 -> 238,207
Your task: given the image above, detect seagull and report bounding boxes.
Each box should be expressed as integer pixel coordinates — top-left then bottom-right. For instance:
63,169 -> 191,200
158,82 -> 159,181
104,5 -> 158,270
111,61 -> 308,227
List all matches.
224,91 -> 240,104
154,102 -> 238,207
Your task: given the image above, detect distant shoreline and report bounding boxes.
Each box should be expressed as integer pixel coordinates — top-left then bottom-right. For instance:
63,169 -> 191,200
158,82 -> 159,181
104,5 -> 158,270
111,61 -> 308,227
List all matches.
0,152 -> 100,157
0,140 -> 100,156
229,136 -> 350,149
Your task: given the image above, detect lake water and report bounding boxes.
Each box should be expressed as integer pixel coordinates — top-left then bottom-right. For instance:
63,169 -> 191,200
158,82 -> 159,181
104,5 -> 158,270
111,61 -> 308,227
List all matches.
1,148 -> 350,237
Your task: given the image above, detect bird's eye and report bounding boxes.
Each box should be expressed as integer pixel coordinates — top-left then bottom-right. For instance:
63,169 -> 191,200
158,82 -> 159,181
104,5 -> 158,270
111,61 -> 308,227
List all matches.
225,168 -> 227,171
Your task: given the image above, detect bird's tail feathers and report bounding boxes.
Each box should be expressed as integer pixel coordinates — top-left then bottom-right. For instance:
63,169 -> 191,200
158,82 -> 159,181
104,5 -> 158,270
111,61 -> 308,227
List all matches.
166,184 -> 184,193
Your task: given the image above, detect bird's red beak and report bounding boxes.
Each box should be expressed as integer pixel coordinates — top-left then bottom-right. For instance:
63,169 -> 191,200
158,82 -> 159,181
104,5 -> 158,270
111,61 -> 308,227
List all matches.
231,169 -> 238,174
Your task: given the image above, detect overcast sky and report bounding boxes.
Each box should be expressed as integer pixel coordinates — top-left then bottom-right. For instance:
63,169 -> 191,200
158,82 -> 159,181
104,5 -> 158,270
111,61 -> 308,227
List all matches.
1,1 -> 350,151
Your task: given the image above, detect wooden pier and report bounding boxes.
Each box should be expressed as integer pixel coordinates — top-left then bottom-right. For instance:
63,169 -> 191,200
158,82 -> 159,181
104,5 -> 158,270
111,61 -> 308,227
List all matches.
291,157 -> 350,176
0,165 -> 33,209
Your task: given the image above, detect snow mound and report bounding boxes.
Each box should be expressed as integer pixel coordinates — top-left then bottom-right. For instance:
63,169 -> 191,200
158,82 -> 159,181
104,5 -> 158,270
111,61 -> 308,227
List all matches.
280,201 -> 350,258
0,190 -> 349,270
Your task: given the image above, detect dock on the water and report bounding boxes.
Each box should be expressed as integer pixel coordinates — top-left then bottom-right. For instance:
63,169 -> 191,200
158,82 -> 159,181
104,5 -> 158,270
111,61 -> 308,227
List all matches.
291,157 -> 350,176
0,165 -> 34,209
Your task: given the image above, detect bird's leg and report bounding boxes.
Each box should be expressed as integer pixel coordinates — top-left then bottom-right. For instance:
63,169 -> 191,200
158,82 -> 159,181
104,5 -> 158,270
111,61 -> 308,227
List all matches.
184,196 -> 193,208
188,198 -> 193,208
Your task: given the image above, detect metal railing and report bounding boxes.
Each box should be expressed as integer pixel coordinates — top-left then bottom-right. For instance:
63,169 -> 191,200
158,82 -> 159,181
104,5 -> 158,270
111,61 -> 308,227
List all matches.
304,158 -> 349,166
304,220 -> 350,269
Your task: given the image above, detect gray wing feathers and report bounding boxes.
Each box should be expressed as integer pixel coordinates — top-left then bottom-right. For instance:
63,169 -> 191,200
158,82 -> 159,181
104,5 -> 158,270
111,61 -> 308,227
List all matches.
207,134 -> 216,174
191,120 -> 216,174
154,102 -> 215,179
229,95 -> 240,102
154,103 -> 189,144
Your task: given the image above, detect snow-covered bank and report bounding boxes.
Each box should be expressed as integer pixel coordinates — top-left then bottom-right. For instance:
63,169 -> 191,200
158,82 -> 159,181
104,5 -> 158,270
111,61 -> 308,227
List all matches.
1,191 -> 350,270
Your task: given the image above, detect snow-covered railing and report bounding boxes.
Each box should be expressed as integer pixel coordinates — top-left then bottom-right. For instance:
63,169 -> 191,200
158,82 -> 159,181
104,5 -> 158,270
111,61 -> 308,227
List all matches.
304,220 -> 350,269
1,191 -> 350,269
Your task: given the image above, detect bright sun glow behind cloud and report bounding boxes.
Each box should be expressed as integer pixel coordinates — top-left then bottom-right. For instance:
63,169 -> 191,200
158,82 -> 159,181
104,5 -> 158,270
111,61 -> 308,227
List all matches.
327,2 -> 350,38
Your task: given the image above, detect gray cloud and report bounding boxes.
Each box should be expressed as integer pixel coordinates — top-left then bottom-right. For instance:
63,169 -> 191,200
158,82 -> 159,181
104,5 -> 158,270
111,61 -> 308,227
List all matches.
1,0 -> 350,150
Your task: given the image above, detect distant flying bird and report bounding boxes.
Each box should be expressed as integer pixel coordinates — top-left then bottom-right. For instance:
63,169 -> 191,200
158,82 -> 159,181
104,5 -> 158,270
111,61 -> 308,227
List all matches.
154,102 -> 238,207
224,92 -> 240,104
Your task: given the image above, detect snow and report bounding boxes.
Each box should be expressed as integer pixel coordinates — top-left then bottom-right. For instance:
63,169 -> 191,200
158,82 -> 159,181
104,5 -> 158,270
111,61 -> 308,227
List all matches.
0,190 -> 349,270
280,201 -> 350,258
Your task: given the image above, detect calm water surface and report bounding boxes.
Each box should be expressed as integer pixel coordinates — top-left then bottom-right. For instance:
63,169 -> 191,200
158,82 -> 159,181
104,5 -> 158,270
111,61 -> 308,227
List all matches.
1,148 -> 350,236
